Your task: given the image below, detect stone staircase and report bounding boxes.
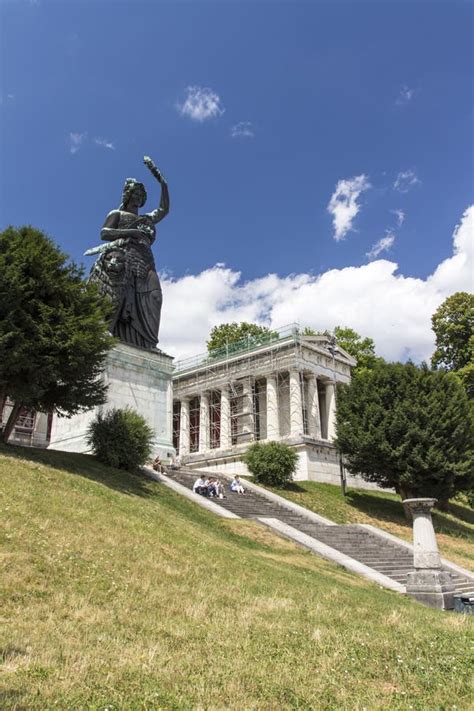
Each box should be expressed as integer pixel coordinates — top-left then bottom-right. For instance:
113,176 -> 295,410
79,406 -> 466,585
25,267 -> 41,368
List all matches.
166,468 -> 474,596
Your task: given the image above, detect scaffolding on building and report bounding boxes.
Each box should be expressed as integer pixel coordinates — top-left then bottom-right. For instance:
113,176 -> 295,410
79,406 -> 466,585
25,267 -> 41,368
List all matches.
171,323 -> 345,454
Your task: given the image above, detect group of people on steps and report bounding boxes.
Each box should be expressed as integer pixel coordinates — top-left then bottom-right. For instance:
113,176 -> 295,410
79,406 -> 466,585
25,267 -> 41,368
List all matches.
192,474 -> 246,497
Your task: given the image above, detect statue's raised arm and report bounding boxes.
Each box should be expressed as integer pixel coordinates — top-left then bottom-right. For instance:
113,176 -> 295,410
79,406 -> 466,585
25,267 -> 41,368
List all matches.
144,155 -> 170,225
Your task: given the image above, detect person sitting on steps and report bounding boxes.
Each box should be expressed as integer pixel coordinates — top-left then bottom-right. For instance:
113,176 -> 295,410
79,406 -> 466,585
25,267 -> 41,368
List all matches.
230,475 -> 245,495
193,475 -> 209,496
207,477 -> 219,497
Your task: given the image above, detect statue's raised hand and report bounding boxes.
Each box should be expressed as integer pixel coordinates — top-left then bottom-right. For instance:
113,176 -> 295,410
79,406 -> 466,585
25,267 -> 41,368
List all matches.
143,155 -> 163,183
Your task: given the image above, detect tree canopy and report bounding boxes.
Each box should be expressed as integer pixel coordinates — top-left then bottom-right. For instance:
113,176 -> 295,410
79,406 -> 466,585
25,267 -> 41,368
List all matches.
333,326 -> 380,370
431,292 -> 474,372
0,226 -> 114,441
431,292 -> 474,399
301,325 -> 380,370
336,361 -> 474,504
207,322 -> 278,355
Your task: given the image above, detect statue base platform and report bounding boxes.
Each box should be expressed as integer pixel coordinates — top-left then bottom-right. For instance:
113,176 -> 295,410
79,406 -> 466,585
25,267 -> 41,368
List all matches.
406,569 -> 455,610
48,342 -> 175,464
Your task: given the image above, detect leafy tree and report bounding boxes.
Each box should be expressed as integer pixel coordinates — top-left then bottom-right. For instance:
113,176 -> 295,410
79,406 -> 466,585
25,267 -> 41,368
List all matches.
333,326 -> 380,371
455,361 -> 474,400
336,361 -> 474,507
0,226 -> 114,442
431,292 -> 474,372
243,441 -> 298,487
301,325 -> 380,370
207,322 -> 278,356
87,407 -> 154,471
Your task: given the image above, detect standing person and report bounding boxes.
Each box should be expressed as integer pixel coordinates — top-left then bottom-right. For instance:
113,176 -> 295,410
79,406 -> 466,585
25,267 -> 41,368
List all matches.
230,475 -> 245,495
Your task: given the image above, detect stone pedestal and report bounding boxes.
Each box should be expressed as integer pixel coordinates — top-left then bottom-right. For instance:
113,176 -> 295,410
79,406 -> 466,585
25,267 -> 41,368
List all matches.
49,342 -> 175,463
404,498 -> 455,610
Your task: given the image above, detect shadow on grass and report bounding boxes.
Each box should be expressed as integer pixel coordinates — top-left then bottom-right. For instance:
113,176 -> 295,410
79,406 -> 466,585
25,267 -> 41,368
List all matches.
448,501 -> 474,526
346,491 -> 408,525
347,490 -> 474,540
0,443 -> 155,499
280,482 -> 308,493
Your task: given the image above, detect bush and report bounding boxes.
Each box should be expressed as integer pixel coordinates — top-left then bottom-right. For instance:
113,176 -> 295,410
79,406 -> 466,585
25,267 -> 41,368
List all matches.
243,441 -> 298,487
87,408 -> 154,472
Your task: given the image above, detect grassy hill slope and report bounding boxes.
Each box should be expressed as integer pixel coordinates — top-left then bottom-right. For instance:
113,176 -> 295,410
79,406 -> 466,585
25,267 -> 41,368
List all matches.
264,481 -> 474,572
1,445 -> 472,710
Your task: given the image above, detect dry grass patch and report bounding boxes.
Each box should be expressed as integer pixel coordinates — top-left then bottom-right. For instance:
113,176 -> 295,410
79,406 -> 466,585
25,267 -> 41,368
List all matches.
1,444 -> 472,710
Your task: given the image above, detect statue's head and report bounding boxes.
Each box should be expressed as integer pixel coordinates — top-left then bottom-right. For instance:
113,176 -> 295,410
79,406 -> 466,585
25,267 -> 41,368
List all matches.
120,178 -> 147,210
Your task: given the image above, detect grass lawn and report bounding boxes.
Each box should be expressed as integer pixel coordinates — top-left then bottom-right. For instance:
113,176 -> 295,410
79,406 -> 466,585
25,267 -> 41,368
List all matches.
1,444 -> 473,710
262,481 -> 474,573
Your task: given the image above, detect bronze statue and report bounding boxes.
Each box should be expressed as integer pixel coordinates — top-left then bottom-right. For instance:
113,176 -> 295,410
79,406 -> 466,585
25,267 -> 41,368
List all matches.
85,156 -> 169,351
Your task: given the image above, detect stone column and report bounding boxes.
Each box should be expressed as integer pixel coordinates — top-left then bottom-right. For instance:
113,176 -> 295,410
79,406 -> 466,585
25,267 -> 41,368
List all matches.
241,379 -> 254,442
306,374 -> 322,439
199,393 -> 210,453
404,498 -> 455,610
220,386 -> 232,449
325,382 -> 337,441
266,375 -> 280,440
289,370 -> 304,438
179,398 -> 190,456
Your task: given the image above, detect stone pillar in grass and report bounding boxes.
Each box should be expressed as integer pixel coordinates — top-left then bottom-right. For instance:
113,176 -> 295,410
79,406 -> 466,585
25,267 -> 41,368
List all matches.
404,498 -> 455,610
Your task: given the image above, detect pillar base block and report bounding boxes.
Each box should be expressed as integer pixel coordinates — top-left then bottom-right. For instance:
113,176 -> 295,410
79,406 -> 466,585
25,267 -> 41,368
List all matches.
406,570 -> 455,610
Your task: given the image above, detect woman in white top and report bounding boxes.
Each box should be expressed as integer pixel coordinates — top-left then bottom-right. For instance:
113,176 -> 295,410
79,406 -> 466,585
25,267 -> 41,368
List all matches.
230,476 -> 245,495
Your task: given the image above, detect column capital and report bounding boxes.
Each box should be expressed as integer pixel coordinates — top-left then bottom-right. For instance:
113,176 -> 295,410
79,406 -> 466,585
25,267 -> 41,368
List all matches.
403,498 -> 437,515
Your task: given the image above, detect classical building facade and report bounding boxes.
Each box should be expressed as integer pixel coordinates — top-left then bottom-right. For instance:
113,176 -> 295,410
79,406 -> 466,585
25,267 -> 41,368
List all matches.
172,326 -> 371,486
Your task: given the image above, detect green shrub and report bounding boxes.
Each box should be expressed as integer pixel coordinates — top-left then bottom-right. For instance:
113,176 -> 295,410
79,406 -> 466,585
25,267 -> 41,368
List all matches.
87,408 -> 154,472
243,441 -> 298,487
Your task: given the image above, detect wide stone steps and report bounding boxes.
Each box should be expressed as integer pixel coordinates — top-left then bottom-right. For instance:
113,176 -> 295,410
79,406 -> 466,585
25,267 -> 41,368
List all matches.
166,468 -> 474,597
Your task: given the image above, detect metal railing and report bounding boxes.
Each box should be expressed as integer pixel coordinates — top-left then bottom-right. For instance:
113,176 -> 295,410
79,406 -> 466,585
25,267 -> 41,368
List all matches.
174,323 -> 301,373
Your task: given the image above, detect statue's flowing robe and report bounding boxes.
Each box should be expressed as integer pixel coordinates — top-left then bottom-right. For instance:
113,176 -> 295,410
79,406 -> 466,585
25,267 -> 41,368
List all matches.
89,211 -> 162,350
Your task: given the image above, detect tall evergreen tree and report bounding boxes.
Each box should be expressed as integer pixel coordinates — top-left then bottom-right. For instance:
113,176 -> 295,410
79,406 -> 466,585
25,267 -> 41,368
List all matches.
336,361 -> 474,505
0,226 -> 115,442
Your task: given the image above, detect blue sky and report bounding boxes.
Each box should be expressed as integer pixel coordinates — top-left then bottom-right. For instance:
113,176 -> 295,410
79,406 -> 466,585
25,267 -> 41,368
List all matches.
1,0 -> 473,360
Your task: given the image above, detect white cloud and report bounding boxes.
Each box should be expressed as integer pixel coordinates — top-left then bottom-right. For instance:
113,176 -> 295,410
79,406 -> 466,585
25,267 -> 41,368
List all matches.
95,137 -> 115,150
366,233 -> 395,260
177,86 -> 224,122
159,206 -> 474,364
391,209 -> 405,226
68,132 -> 86,154
393,169 -> 420,193
231,122 -> 254,138
396,85 -> 415,105
327,174 -> 371,241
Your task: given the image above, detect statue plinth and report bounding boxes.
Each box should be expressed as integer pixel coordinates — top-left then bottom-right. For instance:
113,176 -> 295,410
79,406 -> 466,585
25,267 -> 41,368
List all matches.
404,498 -> 455,610
49,342 -> 175,464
